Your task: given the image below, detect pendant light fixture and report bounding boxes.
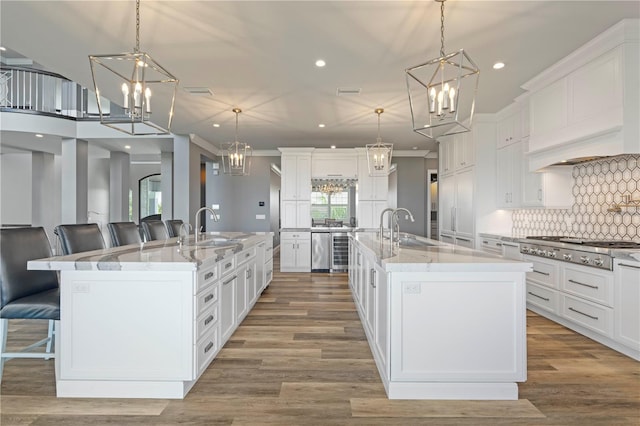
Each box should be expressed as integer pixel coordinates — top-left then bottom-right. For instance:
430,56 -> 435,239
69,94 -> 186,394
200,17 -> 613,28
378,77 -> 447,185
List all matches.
405,0 -> 479,139
221,108 -> 252,176
89,0 -> 179,135
366,108 -> 393,176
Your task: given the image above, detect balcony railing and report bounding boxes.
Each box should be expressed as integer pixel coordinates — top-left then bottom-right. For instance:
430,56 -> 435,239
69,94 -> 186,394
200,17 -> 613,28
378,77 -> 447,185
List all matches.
0,66 -> 120,120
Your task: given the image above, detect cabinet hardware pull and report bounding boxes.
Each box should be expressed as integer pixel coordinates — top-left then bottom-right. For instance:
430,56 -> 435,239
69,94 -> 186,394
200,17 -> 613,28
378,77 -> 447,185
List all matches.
204,293 -> 214,303
532,269 -> 550,276
225,262 -> 232,269
528,291 -> 550,302
456,237 -> 471,242
568,307 -> 598,321
204,342 -> 214,353
619,263 -> 640,269
204,315 -> 215,325
223,275 -> 237,285
204,271 -> 214,280
327,174 -> 342,177
568,279 -> 598,290
370,268 -> 376,288
496,243 -> 503,247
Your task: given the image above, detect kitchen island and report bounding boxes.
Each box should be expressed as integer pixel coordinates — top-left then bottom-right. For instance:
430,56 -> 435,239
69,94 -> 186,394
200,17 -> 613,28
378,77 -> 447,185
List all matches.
349,232 -> 532,400
28,232 -> 273,399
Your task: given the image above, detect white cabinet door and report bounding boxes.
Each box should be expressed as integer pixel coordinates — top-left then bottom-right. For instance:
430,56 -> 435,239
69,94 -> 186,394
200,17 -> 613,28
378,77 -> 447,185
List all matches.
246,261 -> 258,306
374,263 -> 389,377
365,259 -> 375,337
296,238 -> 312,271
357,200 -> 387,229
235,264 -> 248,322
296,202 -> 311,228
456,132 -> 474,170
280,240 -> 298,271
454,168 -> 474,238
496,142 -> 522,208
371,176 -> 388,200
497,111 -> 522,149
281,156 -> 299,200
281,200 -> 297,228
439,137 -> 454,175
220,273 -> 237,343
614,260 -> 640,353
439,176 -> 454,234
312,156 -> 357,178
296,156 -> 312,200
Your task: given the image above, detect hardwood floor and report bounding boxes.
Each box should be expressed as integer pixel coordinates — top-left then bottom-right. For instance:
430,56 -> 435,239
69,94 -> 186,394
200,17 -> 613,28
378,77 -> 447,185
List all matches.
1,251 -> 638,425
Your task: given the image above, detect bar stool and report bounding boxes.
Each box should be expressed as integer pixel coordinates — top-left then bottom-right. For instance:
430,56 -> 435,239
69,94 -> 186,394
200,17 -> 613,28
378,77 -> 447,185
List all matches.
165,219 -> 184,238
0,227 -> 60,382
107,222 -> 142,247
141,220 -> 169,241
54,223 -> 106,255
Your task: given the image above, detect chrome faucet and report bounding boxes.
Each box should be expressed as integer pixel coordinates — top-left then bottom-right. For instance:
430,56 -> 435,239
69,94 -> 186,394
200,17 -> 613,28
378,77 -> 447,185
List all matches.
178,222 -> 192,248
194,207 -> 220,244
391,208 -> 415,243
379,208 -> 395,241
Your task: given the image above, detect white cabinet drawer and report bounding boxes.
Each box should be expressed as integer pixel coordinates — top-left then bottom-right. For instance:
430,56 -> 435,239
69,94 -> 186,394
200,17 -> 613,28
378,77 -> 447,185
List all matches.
195,328 -> 219,377
195,303 -> 219,342
525,256 -> 559,288
561,294 -> 613,337
220,257 -> 236,277
526,282 -> 559,314
236,246 -> 256,266
281,231 -> 310,241
197,263 -> 218,293
196,284 -> 219,315
562,265 -> 613,307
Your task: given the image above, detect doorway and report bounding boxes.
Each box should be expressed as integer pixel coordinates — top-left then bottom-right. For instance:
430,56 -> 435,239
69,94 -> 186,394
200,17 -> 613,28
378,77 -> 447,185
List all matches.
426,169 -> 438,239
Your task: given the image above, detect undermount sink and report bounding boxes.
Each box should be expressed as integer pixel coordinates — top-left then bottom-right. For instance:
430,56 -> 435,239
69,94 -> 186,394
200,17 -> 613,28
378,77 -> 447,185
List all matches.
397,236 -> 437,249
196,236 -> 242,247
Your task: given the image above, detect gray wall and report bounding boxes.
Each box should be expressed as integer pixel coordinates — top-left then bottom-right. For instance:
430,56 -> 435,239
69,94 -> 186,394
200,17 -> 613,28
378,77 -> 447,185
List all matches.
395,157 -> 428,237
206,156 -> 279,235
1,153 -> 32,225
269,161 -> 281,247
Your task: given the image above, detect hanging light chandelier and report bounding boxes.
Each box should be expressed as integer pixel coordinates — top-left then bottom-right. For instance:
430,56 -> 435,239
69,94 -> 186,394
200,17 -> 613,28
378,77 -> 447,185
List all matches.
405,0 -> 479,139
221,108 -> 252,176
312,179 -> 356,196
89,0 -> 179,135
366,108 -> 393,176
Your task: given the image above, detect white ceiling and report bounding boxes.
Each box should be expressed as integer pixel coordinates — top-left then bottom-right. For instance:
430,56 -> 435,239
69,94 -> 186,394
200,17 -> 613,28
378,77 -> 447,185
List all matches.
1,1 -> 639,156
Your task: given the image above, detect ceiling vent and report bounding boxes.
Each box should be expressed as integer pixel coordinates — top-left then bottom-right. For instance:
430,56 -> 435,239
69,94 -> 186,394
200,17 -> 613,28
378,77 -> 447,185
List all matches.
336,87 -> 361,96
183,87 -> 213,96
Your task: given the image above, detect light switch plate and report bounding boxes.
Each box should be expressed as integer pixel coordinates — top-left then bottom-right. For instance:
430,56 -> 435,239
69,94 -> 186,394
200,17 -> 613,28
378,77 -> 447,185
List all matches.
256,214 -> 266,220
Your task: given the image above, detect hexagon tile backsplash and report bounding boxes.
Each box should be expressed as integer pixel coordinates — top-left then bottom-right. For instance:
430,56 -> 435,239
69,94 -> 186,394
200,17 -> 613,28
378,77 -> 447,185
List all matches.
512,154 -> 639,241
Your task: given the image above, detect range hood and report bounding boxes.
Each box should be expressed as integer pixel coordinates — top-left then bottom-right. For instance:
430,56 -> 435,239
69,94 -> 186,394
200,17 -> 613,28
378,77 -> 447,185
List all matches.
527,127 -> 628,171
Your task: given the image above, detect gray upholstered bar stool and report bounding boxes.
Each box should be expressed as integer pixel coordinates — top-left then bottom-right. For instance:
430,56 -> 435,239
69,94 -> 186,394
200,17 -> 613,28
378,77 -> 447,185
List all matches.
54,223 -> 106,255
165,219 -> 184,238
141,220 -> 169,241
107,222 -> 142,247
0,227 -> 60,382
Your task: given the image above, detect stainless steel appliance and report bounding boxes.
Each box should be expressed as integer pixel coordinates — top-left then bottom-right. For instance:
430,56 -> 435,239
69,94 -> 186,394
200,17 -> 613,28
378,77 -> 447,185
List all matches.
331,232 -> 349,272
520,236 -> 640,271
311,230 -> 331,272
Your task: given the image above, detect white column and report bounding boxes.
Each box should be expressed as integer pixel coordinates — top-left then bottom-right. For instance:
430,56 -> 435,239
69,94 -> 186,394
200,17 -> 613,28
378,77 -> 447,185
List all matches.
109,151 -> 130,222
32,151 -> 58,244
61,138 -> 88,224
161,151 -> 174,220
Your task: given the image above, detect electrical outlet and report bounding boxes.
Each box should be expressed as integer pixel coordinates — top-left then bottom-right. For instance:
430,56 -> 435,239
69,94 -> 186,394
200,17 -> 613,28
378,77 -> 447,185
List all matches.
404,283 -> 421,294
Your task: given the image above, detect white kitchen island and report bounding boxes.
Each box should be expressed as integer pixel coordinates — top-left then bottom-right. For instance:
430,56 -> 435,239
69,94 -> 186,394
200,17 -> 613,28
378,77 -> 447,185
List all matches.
349,232 -> 532,400
28,232 -> 273,399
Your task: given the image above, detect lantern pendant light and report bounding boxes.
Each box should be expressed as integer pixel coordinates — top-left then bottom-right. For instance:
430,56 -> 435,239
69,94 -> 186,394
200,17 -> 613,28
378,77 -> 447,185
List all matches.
89,0 -> 179,135
366,108 -> 393,176
405,0 -> 479,140
221,108 -> 252,176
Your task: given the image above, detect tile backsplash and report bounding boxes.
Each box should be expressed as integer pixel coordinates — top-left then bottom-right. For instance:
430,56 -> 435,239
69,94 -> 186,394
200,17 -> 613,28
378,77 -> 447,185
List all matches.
512,155 -> 639,241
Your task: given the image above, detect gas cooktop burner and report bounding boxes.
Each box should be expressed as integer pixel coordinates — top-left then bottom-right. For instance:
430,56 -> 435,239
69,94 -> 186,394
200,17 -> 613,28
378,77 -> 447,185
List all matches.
526,236 -> 640,249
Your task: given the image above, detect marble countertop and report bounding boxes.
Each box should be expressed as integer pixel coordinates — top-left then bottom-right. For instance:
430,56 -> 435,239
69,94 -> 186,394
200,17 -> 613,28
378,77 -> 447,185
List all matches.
28,232 -> 272,272
478,233 -> 528,244
353,232 -> 533,273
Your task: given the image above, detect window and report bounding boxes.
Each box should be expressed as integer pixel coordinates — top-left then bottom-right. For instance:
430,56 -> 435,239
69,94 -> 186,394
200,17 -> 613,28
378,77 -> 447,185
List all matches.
311,191 -> 349,221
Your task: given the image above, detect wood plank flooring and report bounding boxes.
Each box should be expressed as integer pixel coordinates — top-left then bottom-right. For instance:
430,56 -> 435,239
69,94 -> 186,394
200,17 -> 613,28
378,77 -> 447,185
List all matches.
1,251 -> 639,425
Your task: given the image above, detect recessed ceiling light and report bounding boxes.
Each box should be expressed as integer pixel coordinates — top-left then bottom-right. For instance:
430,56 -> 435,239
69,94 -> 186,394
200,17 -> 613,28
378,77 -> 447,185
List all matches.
213,123 -> 220,128
330,145 -> 336,149
35,133 -> 43,138
318,123 -> 325,128
315,59 -> 326,67
412,146 -> 418,150
493,62 -> 505,70
124,145 -> 131,150
0,47 -> 6,51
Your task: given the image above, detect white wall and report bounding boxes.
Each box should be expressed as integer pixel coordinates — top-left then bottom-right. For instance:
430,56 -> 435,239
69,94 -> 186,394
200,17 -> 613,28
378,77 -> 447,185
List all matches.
1,153 -> 32,225
131,163 -> 162,223
87,157 -> 110,237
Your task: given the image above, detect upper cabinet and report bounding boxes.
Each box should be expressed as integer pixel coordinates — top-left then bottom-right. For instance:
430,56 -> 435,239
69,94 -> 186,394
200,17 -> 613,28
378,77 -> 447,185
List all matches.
280,150 -> 312,201
439,131 -> 474,176
522,20 -> 639,170
311,151 -> 357,178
